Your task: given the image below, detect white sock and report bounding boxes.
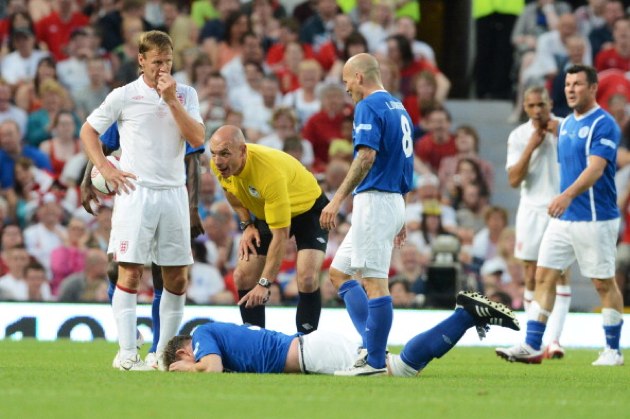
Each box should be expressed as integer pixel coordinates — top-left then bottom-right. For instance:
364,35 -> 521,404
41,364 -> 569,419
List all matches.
523,289 -> 534,314
527,300 -> 551,322
602,308 -> 623,326
112,286 -> 138,360
546,285 -> 571,344
156,288 -> 186,355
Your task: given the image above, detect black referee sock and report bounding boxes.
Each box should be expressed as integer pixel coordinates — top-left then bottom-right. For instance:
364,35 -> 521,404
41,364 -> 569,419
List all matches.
296,290 -> 322,334
238,289 -> 265,328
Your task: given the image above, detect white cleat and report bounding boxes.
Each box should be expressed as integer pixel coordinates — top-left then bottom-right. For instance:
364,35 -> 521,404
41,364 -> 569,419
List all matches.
592,348 -> 624,366
334,354 -> 387,376
145,352 -> 158,369
145,352 -> 167,371
112,331 -> 145,369
544,341 -> 565,360
496,343 -> 543,364
119,354 -> 155,371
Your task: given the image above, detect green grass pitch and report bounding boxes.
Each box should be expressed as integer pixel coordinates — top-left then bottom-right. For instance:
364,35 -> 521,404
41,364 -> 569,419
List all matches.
0,340 -> 627,419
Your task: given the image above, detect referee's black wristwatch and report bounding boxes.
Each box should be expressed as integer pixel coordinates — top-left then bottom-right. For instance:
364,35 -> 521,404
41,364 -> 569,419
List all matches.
239,219 -> 254,231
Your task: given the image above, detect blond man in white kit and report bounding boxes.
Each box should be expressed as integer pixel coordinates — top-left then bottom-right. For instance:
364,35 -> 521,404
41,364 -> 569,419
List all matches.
505,86 -> 571,358
80,31 -> 205,371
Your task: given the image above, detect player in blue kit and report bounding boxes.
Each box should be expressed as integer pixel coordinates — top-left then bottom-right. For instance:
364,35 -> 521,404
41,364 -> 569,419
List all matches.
497,65 -> 625,366
80,122 -> 205,369
164,291 -> 520,374
319,53 -> 414,376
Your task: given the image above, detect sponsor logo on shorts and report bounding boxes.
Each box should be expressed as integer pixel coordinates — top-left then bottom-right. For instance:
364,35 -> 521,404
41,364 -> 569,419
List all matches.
316,237 -> 326,244
120,241 -> 128,254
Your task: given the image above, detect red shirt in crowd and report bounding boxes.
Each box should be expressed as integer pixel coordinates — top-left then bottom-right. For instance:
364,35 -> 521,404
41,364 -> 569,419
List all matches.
35,11 -> 90,61
595,47 -> 630,73
399,59 -> 439,98
414,132 -> 457,172
302,106 -> 353,169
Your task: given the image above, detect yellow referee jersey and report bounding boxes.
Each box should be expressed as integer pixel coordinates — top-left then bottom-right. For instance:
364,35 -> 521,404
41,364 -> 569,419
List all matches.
211,144 -> 322,229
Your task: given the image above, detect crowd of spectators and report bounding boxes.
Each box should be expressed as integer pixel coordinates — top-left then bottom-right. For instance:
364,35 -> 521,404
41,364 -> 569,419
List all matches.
2,0 -> 630,311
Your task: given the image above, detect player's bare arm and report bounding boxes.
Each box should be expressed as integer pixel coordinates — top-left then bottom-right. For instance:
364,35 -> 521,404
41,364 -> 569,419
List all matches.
238,226 -> 289,308
320,146 -> 376,230
224,190 -> 261,259
80,144 -> 115,215
185,152 -> 205,238
548,155 -> 607,218
157,70 -> 205,148
79,122 -> 136,194
169,353 -> 223,373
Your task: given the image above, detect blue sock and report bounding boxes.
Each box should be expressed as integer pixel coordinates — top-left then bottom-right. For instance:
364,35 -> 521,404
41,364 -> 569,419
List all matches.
149,288 -> 162,353
338,280 -> 368,347
366,296 -> 393,369
107,281 -> 115,303
525,320 -> 546,350
604,320 -> 623,351
400,308 -> 475,370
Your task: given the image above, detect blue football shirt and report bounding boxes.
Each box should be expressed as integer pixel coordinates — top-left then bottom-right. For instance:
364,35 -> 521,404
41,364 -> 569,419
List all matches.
99,122 -> 204,155
557,106 -> 619,221
192,322 -> 296,373
352,91 -> 414,195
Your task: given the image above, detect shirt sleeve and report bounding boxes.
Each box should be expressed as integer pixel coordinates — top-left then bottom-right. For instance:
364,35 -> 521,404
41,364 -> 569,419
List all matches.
86,87 -> 124,134
505,129 -> 524,170
185,86 -> 204,124
589,117 -> 620,164
353,101 -> 381,152
192,325 -> 221,361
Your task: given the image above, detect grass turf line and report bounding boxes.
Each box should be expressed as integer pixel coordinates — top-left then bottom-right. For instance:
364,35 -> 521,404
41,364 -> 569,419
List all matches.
0,340 -> 626,419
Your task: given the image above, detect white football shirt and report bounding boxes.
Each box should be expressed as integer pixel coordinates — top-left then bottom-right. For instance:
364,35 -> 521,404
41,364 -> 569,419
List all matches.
87,76 -> 203,188
506,118 -> 561,209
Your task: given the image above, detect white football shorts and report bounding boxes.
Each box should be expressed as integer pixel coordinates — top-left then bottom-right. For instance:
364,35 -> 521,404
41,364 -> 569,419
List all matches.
299,330 -> 358,374
514,204 -> 550,261
108,184 -> 193,266
537,218 -> 619,279
331,191 -> 405,279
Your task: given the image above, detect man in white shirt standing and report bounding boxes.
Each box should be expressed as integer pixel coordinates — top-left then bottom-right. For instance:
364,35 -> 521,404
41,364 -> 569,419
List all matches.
504,86 -> 571,358
80,30 -> 205,371
0,27 -> 49,86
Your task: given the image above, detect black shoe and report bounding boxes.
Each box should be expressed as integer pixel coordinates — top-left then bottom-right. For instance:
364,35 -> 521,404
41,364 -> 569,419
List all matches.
456,291 -> 520,331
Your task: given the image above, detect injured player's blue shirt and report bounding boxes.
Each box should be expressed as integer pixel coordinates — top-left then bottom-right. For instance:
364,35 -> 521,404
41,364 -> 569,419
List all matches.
192,322 -> 296,373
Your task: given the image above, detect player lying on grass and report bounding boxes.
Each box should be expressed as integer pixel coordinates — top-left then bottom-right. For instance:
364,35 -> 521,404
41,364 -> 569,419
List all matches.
164,291 -> 520,376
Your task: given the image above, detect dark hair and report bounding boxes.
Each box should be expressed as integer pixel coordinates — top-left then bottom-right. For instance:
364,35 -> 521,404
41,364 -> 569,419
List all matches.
424,105 -> 452,122
566,64 -> 598,85
163,335 -> 193,371
191,54 -> 212,85
457,157 -> 490,199
25,260 -> 46,275
225,11 -> 249,46
456,125 -> 480,153
388,34 -> 414,68
279,17 -> 299,34
343,31 -> 368,60
7,11 -> 36,51
34,56 -> 58,95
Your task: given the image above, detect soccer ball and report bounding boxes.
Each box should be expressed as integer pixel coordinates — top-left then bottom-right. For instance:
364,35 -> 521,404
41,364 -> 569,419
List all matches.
90,156 -> 120,195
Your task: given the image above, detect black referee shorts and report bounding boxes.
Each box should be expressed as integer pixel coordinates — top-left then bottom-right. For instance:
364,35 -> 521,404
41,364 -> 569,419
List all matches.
253,193 -> 329,255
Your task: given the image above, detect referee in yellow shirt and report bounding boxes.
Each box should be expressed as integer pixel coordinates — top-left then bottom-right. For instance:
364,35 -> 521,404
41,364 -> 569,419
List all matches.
209,125 -> 329,333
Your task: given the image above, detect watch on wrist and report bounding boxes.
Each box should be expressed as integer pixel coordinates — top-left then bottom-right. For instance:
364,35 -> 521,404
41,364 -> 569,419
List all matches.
258,277 -> 271,288
239,220 -> 254,231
